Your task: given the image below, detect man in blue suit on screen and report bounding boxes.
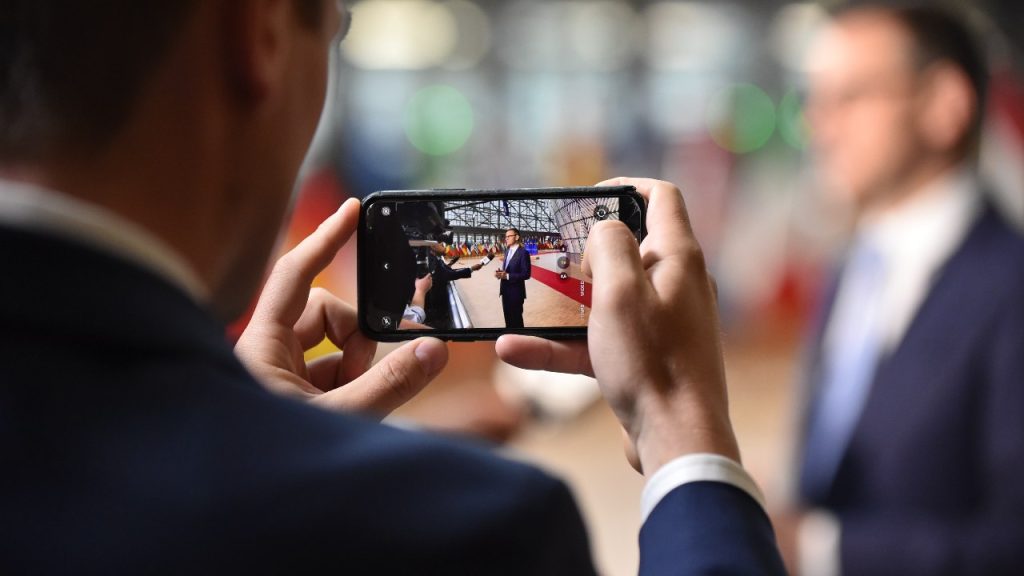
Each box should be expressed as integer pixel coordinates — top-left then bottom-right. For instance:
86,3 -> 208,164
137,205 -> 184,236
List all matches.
496,227 -> 531,328
0,1 -> 784,574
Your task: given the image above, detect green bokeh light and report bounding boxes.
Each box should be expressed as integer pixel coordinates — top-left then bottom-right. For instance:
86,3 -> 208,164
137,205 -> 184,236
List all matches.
778,88 -> 809,150
706,84 -> 776,154
404,85 -> 474,156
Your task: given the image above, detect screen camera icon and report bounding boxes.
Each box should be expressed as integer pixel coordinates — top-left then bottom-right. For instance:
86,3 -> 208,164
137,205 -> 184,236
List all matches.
556,255 -> 570,281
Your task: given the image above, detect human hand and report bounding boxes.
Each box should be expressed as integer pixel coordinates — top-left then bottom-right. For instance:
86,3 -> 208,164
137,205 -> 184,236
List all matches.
414,273 -> 433,294
235,198 -> 449,419
471,263 -> 482,272
494,270 -> 506,280
495,178 -> 739,475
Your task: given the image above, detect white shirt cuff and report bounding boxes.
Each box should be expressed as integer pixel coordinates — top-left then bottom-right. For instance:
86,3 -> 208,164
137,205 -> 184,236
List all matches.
640,453 -> 766,523
402,305 -> 426,324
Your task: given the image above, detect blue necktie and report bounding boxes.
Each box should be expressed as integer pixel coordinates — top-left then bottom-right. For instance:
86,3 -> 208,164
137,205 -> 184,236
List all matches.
800,239 -> 886,501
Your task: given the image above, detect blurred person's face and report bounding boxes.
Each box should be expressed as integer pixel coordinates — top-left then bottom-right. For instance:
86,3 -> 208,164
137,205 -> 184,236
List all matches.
505,230 -> 518,248
805,13 -> 928,210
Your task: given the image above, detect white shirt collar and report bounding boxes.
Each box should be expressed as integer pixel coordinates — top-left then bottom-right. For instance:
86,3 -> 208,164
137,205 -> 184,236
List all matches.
0,179 -> 209,303
850,166 -> 982,351
859,166 -> 981,268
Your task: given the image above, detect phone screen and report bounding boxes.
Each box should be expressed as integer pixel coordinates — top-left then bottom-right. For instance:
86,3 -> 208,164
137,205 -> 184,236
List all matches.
358,186 -> 644,341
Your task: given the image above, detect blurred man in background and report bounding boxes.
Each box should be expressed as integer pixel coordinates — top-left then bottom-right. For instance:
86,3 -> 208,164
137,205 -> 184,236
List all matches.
0,1 -> 784,573
784,4 -> 1024,574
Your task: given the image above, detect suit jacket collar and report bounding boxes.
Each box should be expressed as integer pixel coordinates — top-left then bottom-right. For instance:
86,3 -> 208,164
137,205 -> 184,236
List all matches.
0,225 -> 242,374
0,180 -> 208,302
800,201 -> 1023,505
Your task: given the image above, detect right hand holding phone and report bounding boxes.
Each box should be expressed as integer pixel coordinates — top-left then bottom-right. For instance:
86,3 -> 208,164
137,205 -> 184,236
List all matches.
495,178 -> 740,476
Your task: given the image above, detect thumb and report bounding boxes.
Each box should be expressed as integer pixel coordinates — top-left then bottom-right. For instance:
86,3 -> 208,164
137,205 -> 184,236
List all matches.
312,338 -> 448,418
582,220 -> 645,302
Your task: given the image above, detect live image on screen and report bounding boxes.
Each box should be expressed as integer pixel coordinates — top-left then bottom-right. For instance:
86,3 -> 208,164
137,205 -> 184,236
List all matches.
363,195 -> 640,333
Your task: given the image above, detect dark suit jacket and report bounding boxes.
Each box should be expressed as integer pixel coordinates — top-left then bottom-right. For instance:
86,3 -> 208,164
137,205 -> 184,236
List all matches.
0,225 -> 783,575
799,205 -> 1024,576
431,254 -> 472,285
424,254 -> 471,318
499,246 -> 531,303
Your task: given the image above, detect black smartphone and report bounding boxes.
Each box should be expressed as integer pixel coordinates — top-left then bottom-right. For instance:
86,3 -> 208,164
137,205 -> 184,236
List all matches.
357,186 -> 645,341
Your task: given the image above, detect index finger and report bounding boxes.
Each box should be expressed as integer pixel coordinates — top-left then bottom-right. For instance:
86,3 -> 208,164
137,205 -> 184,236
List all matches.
597,177 -> 696,240
596,177 -> 706,297
495,335 -> 593,377
252,197 -> 361,325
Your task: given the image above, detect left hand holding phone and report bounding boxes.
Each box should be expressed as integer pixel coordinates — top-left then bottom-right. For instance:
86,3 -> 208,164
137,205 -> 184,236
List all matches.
234,198 -> 449,418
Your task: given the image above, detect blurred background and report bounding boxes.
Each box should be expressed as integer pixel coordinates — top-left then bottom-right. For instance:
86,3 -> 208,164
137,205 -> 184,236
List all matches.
252,1 -> 1024,573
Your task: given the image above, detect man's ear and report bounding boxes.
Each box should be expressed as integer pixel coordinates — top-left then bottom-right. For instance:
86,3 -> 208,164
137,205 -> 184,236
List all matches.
918,62 -> 976,154
222,0 -> 295,104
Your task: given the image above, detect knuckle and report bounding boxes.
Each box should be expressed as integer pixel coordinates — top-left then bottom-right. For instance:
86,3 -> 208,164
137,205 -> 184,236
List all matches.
599,275 -> 640,309
377,357 -> 418,398
680,241 -> 707,274
308,286 -> 330,304
270,256 -> 301,285
272,251 -> 297,273
655,180 -> 682,195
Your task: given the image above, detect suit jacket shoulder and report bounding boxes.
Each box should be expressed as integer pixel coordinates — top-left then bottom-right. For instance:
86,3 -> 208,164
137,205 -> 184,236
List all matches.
0,225 -> 594,575
1,225 -> 784,575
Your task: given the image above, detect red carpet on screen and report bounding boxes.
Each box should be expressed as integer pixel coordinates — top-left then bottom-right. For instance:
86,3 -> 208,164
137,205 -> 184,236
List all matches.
530,262 -> 592,308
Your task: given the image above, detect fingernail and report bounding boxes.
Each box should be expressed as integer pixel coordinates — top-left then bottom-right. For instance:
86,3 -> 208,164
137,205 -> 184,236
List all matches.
414,338 -> 447,376
337,197 -> 358,214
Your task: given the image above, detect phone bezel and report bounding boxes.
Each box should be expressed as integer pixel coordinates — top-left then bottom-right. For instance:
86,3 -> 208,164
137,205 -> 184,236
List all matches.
357,185 -> 645,341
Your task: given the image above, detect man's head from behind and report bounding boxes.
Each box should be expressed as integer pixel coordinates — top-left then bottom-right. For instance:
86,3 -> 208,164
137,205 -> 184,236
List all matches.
806,4 -> 987,211
0,0 -> 331,161
0,0 -> 344,320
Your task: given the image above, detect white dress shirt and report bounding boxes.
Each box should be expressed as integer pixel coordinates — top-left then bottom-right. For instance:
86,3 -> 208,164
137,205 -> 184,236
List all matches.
824,167 -> 982,358
504,243 -> 519,273
402,305 -> 426,324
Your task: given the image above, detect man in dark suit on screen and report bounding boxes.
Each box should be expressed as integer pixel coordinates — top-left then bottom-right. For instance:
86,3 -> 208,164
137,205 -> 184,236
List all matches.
0,1 -> 785,574
496,227 -> 531,328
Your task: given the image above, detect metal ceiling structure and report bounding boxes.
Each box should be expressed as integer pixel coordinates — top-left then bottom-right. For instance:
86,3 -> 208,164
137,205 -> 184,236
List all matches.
443,199 -> 559,240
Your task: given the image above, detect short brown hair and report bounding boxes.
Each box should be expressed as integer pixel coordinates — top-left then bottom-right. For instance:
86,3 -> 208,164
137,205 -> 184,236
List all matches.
0,1 -> 199,161
0,0 -> 325,162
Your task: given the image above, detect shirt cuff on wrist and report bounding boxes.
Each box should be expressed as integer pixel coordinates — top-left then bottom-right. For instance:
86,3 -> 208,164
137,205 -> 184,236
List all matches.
640,453 -> 766,523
